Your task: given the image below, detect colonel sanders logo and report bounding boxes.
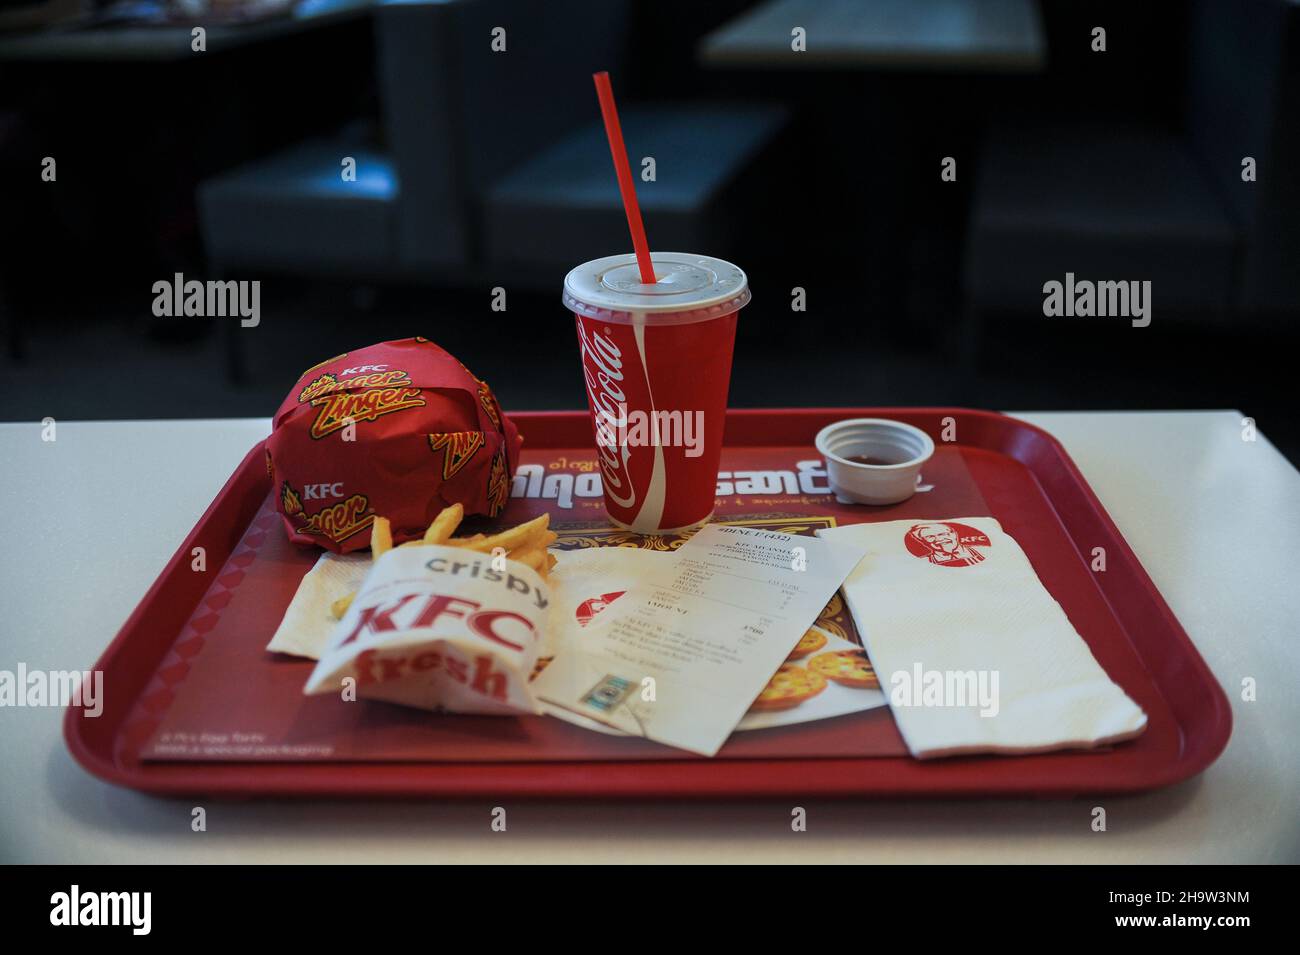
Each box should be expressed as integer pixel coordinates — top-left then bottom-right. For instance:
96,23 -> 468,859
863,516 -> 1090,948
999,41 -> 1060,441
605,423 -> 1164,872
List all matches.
575,591 -> 626,627
904,522 -> 990,568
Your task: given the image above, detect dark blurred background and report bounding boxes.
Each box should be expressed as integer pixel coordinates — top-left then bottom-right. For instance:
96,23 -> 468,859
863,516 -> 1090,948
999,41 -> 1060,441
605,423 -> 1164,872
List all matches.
1,0 -> 1297,458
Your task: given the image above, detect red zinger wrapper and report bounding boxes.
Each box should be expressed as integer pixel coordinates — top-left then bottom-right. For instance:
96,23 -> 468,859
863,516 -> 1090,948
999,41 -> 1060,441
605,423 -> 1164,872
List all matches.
266,338 -> 522,553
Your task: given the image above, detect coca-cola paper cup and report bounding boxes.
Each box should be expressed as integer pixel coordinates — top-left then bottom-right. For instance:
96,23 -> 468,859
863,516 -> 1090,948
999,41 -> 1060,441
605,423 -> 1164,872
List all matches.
564,252 -> 750,533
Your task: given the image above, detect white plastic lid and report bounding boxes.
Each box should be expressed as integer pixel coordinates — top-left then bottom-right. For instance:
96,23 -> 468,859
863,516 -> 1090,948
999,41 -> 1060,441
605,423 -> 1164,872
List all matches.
563,252 -> 750,325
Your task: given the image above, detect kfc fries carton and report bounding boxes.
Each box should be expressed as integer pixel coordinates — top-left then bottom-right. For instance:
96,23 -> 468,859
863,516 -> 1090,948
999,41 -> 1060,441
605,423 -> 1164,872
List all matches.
267,337 -> 522,554
303,545 -> 549,715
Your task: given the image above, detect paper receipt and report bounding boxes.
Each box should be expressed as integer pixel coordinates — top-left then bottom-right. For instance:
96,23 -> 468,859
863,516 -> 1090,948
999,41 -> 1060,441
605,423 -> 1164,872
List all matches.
532,524 -> 867,755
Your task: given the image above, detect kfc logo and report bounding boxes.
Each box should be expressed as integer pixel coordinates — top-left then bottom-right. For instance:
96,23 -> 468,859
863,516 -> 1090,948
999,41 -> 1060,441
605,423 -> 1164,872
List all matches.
303,482 -> 344,500
904,522 -> 990,568
341,364 -> 389,376
337,593 -> 536,651
575,590 -> 626,627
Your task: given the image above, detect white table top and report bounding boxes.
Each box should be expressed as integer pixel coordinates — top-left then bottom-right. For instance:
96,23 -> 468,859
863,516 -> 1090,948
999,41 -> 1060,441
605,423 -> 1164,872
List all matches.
698,0 -> 1045,72
1,411 -> 1296,863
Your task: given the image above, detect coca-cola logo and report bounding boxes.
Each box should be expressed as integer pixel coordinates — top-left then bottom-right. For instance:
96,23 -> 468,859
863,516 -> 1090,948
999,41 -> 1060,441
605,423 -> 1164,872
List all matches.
577,322 -> 636,509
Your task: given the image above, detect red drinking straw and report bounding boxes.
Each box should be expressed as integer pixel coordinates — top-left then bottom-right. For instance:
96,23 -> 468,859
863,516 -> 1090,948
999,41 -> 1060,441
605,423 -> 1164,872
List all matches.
592,71 -> 658,285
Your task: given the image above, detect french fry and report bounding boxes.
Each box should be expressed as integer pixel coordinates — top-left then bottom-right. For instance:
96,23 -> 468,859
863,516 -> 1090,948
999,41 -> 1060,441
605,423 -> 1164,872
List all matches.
450,533 -> 486,546
546,553 -> 558,572
340,514 -> 391,617
423,503 -> 464,545
371,516 -> 393,558
510,548 -> 547,572
459,513 -> 550,554
331,592 -> 355,619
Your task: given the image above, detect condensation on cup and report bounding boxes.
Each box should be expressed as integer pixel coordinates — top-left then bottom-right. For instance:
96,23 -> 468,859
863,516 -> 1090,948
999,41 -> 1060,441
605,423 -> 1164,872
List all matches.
564,252 -> 751,533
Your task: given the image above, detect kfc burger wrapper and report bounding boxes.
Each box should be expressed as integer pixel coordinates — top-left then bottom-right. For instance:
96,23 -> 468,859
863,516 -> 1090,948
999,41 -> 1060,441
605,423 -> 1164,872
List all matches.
304,545 -> 549,715
267,337 -> 521,554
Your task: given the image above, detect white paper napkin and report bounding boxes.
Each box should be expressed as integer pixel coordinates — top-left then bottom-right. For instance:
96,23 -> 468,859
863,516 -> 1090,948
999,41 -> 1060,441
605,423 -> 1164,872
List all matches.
266,553 -> 370,659
816,517 -> 1147,758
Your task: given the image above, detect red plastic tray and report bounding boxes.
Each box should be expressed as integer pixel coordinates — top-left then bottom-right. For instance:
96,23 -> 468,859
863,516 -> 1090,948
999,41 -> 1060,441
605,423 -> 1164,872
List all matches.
65,409 -> 1231,798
